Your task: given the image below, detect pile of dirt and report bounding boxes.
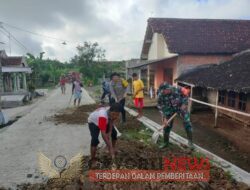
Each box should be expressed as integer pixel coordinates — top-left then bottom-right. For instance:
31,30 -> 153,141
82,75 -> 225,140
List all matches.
15,138 -> 249,190
50,104 -> 100,125
50,103 -> 140,126
79,123 -> 249,190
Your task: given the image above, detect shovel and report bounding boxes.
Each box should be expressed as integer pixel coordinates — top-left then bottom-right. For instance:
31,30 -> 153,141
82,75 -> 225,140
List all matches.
151,113 -> 177,144
114,126 -> 122,137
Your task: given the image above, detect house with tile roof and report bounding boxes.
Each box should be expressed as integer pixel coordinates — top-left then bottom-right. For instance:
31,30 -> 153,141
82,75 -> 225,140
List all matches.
0,50 -> 32,107
0,50 -> 31,95
127,18 -> 250,95
176,50 -> 250,126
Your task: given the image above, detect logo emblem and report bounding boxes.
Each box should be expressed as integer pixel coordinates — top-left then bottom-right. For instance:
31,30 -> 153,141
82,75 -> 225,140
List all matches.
38,152 -> 84,179
54,155 -> 67,169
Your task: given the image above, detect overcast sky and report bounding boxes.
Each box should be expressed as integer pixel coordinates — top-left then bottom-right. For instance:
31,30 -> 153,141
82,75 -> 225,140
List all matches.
0,0 -> 250,62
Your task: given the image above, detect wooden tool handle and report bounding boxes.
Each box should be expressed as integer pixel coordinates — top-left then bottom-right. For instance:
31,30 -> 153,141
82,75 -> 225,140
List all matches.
158,113 -> 177,131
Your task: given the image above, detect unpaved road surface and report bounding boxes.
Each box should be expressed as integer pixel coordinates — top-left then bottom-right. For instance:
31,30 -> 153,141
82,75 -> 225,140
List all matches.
0,85 -> 94,188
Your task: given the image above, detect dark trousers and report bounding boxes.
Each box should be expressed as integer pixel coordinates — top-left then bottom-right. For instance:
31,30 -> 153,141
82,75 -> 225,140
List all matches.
101,91 -> 111,104
110,97 -> 126,123
119,98 -> 126,122
88,122 -> 117,147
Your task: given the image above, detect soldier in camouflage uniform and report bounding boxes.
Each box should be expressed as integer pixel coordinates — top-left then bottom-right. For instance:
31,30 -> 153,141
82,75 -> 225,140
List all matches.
157,82 -> 194,149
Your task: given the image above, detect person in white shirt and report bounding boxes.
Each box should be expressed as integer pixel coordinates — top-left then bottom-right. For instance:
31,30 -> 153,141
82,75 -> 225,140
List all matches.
88,103 -> 121,167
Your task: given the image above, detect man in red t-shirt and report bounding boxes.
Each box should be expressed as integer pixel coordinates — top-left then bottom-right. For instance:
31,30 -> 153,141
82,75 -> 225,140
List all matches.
88,103 -> 121,167
59,76 -> 66,94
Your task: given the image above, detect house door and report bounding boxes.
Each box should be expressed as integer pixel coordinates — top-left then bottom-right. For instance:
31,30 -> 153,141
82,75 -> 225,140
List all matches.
164,68 -> 173,85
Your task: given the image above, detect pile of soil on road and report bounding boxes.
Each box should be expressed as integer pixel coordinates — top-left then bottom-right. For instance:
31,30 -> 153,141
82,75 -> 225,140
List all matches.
50,104 -> 100,125
14,138 -> 249,190
79,122 -> 249,190
12,106 -> 250,190
50,103 -> 140,126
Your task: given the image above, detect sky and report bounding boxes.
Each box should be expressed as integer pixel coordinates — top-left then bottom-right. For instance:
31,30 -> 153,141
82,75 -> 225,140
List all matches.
0,0 -> 250,62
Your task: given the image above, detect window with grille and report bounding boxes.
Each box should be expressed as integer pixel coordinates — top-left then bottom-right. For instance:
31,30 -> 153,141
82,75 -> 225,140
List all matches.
218,90 -> 226,105
227,91 -> 236,108
238,92 -> 247,111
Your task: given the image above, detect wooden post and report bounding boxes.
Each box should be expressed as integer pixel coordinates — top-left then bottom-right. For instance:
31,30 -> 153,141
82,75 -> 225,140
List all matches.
214,90 -> 219,127
188,86 -> 193,113
138,69 -> 141,79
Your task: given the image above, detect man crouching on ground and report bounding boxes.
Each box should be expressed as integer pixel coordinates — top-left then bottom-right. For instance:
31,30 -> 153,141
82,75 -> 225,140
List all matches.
88,103 -> 121,167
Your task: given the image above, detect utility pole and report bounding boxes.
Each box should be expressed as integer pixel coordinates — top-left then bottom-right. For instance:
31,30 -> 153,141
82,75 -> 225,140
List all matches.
0,22 -> 11,55
0,55 -> 4,124
0,30 -> 6,124
8,31 -> 11,55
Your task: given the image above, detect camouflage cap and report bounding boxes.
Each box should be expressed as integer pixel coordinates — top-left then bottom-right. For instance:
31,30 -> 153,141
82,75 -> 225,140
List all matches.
158,82 -> 171,90
158,82 -> 172,95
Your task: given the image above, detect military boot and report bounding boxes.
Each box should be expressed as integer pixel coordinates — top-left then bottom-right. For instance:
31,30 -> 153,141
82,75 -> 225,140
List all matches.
186,129 -> 195,150
159,131 -> 170,149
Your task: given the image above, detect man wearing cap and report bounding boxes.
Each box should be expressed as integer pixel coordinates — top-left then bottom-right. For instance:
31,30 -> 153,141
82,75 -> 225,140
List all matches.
109,73 -> 128,123
157,82 -> 194,150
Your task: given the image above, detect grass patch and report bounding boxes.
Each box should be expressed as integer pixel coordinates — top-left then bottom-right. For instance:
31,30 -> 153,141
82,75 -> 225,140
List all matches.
120,123 -> 154,146
192,151 -> 206,159
224,170 -> 233,181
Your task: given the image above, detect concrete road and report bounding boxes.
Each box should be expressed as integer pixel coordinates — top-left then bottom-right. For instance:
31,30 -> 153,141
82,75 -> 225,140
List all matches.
0,85 -> 95,188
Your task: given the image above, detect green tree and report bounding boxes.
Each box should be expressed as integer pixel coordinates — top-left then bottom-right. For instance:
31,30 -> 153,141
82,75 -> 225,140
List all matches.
76,42 -> 105,66
26,53 -> 71,88
71,42 -> 106,83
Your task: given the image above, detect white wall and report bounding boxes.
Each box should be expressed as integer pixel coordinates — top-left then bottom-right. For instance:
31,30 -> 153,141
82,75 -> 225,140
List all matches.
148,33 -> 158,60
148,33 -> 177,60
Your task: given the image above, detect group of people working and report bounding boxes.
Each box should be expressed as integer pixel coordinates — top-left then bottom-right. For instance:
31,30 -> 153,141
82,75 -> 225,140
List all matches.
101,72 -> 145,119
89,72 -> 145,167
88,72 -> 194,167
